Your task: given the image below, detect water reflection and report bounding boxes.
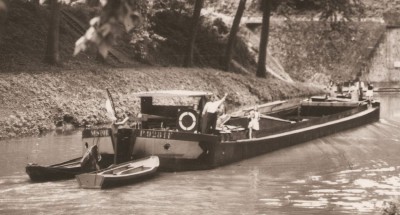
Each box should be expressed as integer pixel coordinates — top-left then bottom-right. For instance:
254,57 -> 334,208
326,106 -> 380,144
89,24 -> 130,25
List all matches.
0,93 -> 400,214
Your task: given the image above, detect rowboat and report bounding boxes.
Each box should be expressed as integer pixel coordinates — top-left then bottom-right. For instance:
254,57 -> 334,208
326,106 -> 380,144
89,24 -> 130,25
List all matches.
26,157 -> 83,182
82,90 -> 380,171
26,145 -> 114,182
75,156 -> 159,189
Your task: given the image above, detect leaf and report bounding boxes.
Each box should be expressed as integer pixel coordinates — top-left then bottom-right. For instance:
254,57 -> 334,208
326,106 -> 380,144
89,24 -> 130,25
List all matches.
89,16 -> 100,27
59,0 -> 71,4
121,2 -> 141,32
100,0 -> 107,7
98,23 -> 112,37
85,27 -> 100,45
73,36 -> 87,56
98,42 -> 110,58
123,13 -> 135,32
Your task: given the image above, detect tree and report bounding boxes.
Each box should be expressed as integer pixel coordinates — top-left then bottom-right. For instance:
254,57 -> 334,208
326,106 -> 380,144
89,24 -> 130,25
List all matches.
44,0 -> 61,65
223,0 -> 247,72
183,0 -> 204,67
0,0 -> 7,36
256,0 -> 272,78
42,0 -> 82,66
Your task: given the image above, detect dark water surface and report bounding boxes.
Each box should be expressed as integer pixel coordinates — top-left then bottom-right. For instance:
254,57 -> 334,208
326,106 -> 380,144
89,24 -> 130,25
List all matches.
1,93 -> 400,215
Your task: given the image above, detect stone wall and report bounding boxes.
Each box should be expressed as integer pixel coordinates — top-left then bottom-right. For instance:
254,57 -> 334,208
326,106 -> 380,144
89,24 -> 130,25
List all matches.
368,28 -> 400,82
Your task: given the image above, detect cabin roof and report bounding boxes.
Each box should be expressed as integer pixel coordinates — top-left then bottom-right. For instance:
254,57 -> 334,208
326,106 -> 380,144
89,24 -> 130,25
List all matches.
133,90 -> 213,97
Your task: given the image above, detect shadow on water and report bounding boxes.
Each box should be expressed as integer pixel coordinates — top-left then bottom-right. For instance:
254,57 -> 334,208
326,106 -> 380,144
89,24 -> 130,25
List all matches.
1,93 -> 400,214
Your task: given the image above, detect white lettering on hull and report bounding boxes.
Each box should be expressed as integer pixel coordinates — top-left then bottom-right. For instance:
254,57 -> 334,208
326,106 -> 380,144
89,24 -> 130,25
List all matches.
139,130 -> 172,139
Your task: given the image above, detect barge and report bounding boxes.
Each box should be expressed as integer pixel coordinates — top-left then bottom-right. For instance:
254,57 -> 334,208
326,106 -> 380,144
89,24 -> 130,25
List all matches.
82,91 -> 380,171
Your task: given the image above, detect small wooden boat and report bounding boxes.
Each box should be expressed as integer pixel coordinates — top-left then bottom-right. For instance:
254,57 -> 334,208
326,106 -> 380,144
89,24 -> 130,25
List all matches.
26,157 -> 83,182
76,156 -> 159,189
26,145 -> 113,182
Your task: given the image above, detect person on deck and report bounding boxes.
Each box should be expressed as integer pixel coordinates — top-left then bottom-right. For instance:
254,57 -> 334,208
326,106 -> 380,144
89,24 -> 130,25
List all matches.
366,83 -> 374,106
327,80 -> 336,98
355,78 -> 365,101
201,93 -> 228,134
248,106 -> 260,139
348,82 -> 359,102
216,103 -> 230,131
110,112 -> 129,146
337,81 -> 343,95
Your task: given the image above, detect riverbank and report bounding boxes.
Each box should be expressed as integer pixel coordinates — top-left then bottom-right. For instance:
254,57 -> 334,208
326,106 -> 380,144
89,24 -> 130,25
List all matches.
0,93 -> 399,214
0,66 -> 322,139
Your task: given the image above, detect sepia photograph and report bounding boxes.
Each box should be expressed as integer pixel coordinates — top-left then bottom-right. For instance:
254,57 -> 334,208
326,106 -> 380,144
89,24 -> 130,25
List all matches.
0,0 -> 399,214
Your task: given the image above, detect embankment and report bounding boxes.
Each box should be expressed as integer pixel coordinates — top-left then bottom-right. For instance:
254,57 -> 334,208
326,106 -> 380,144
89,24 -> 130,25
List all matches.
0,67 -> 322,139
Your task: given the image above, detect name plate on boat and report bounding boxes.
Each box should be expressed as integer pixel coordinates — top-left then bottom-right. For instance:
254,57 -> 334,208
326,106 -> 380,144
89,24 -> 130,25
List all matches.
139,130 -> 172,139
82,129 -> 111,138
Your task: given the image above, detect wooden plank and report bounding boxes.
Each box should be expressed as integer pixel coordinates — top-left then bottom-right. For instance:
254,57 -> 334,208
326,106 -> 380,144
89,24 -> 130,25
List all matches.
231,100 -> 287,117
301,100 -> 363,107
259,114 -> 295,123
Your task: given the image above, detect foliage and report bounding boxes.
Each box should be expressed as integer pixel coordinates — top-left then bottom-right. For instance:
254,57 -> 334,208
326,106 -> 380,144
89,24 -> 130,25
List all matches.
267,20 -> 384,82
152,0 -> 194,14
266,0 -> 365,31
73,0 -> 194,60
73,0 -> 144,58
71,0 -> 366,64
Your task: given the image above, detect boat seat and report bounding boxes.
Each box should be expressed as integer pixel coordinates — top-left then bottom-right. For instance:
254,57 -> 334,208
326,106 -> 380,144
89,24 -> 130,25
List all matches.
224,125 -> 245,131
116,165 -> 144,175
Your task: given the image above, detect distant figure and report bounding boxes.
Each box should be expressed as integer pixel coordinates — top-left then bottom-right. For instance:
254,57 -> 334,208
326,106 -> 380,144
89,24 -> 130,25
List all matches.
201,93 -> 228,134
348,82 -> 359,102
337,82 -> 343,95
355,79 -> 365,101
248,106 -> 260,139
366,83 -> 374,105
327,80 -> 336,98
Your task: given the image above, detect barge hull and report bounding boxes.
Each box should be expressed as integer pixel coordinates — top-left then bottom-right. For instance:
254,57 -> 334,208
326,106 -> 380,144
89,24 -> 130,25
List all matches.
214,105 -> 380,167
148,105 -> 380,171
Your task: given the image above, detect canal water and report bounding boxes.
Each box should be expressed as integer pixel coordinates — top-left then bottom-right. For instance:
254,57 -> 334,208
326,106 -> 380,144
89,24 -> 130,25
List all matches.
1,93 -> 400,215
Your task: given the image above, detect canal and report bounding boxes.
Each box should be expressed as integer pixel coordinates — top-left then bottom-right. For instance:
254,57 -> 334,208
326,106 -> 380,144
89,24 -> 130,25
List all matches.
1,92 -> 400,214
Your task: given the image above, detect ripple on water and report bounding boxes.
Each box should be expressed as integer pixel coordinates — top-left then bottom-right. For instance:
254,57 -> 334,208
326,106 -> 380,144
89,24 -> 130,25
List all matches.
260,198 -> 283,206
292,199 -> 328,209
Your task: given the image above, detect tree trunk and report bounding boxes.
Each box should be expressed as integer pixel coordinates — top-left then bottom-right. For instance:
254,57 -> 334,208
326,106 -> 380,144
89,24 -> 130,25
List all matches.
183,0 -> 204,67
45,0 -> 60,65
0,0 -> 6,36
223,0 -> 246,71
256,0 -> 272,78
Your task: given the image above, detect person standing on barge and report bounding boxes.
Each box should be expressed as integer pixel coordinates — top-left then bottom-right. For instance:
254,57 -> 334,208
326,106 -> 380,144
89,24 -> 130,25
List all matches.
366,83 -> 374,106
348,82 -> 359,102
201,93 -> 228,134
110,111 -> 129,146
248,105 -> 260,139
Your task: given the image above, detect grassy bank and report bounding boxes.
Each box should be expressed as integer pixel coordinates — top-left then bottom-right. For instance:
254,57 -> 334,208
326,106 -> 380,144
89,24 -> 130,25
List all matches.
0,67 -> 322,139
